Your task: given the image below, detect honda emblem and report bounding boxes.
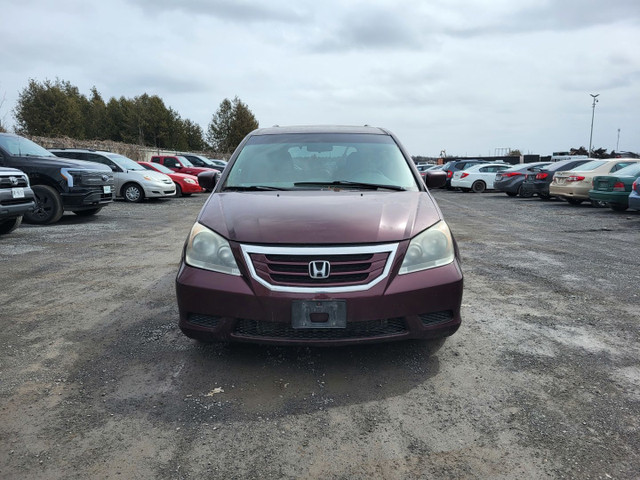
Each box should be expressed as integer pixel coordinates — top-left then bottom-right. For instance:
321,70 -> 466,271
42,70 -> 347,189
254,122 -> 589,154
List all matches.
309,260 -> 330,279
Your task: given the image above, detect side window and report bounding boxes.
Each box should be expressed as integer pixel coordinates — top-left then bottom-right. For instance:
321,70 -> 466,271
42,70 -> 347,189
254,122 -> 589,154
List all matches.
61,151 -> 84,160
611,162 -> 631,172
479,167 -> 489,173
164,158 -> 178,168
87,153 -> 107,165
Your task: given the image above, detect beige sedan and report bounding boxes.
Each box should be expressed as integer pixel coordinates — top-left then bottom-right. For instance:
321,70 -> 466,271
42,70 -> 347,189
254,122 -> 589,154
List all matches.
549,158 -> 640,205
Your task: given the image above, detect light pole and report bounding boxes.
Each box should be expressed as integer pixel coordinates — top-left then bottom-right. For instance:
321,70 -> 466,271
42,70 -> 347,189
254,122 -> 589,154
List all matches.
616,128 -> 620,151
588,93 -> 599,155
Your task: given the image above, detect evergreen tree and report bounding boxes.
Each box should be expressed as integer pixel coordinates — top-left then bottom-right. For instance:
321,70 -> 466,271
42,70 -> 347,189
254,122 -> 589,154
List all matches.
207,97 -> 258,153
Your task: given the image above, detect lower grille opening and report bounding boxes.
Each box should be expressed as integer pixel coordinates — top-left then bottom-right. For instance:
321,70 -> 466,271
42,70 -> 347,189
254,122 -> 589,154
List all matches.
419,310 -> 454,326
188,313 -> 223,328
233,318 -> 407,340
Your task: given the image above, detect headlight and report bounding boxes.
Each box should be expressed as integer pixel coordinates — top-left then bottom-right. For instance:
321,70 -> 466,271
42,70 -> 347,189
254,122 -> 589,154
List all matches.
184,178 -> 196,184
185,223 -> 241,275
399,221 -> 455,274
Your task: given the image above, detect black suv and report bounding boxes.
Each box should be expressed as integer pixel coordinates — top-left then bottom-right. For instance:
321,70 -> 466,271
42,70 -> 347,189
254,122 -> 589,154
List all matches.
0,133 -> 115,224
441,159 -> 490,188
0,166 -> 36,235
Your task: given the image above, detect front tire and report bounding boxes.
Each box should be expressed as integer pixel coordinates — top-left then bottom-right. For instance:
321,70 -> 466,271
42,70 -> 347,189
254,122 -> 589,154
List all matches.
471,181 -> 486,193
0,216 -> 22,235
174,183 -> 183,197
506,191 -> 518,197
123,183 -> 144,203
24,185 -> 64,224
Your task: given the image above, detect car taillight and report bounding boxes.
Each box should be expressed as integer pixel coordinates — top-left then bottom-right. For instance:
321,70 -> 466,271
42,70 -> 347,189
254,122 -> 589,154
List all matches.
633,180 -> 638,189
503,172 -> 523,178
613,181 -> 625,191
461,172 -> 469,178
567,175 -> 585,182
535,172 -> 548,180
446,171 -> 453,178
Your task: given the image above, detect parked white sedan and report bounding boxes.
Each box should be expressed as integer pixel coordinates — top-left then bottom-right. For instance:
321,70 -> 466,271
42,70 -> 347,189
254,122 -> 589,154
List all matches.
451,163 -> 512,192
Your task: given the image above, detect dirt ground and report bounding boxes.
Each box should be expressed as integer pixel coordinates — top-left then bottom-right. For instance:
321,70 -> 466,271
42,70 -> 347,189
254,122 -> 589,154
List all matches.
0,189 -> 638,479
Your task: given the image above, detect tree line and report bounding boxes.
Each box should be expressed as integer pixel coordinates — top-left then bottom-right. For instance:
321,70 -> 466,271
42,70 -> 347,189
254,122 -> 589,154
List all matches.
9,78 -> 259,154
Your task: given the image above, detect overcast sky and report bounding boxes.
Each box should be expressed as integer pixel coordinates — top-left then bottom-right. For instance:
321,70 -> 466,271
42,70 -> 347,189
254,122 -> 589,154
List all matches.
2,0 -> 639,157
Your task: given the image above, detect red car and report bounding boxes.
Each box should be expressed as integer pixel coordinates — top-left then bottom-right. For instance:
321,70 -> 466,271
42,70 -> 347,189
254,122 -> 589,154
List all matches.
176,125 -> 463,346
150,155 -> 219,177
138,162 -> 204,196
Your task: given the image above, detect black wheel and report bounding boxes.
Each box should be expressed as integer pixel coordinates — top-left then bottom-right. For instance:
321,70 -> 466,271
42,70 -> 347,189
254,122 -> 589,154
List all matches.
73,207 -> 102,216
567,198 -> 583,205
610,203 -> 628,212
122,183 -> 144,203
174,183 -> 183,197
471,181 -> 486,193
0,216 -> 22,235
24,185 -> 64,224
518,185 -> 533,198
539,192 -> 551,200
506,191 -> 518,197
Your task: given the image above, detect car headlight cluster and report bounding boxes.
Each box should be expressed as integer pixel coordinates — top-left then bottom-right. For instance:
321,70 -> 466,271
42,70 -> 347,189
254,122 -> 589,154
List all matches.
184,178 -> 196,184
185,223 -> 240,275
399,221 -> 455,274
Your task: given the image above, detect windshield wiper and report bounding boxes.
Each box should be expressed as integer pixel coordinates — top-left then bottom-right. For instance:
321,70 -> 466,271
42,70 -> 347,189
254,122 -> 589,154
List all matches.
293,181 -> 406,191
223,185 -> 290,191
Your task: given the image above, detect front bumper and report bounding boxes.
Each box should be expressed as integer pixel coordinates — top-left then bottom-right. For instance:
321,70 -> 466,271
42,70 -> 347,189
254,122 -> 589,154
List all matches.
143,182 -> 176,198
176,259 -> 463,346
180,181 -> 205,194
0,189 -> 35,218
61,186 -> 114,209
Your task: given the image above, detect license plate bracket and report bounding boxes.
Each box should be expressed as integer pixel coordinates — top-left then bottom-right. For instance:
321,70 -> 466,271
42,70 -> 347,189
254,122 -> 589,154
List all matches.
292,300 -> 346,329
12,187 -> 25,199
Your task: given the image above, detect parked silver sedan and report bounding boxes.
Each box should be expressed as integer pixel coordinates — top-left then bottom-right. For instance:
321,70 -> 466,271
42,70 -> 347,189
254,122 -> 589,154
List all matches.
51,149 -> 175,202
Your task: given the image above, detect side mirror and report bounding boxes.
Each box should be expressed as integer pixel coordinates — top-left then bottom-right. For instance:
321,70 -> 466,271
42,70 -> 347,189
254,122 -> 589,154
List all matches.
425,170 -> 446,189
198,170 -> 220,191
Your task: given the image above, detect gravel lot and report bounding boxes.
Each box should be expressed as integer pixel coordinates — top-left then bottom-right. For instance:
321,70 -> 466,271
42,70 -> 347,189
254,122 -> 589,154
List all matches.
1,189 -> 638,479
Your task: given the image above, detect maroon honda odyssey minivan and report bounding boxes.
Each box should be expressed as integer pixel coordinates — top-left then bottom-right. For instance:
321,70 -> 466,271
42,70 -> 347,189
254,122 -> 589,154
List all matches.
176,125 -> 463,345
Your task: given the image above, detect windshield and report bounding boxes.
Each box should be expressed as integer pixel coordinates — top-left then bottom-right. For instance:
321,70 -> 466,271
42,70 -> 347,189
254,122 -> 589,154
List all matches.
223,133 -> 418,191
176,156 -> 194,167
613,163 -> 640,176
106,153 -> 145,170
0,135 -> 57,157
145,162 -> 172,174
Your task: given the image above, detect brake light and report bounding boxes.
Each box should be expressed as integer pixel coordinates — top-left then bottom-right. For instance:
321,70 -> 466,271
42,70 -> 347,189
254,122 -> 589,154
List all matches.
503,172 -> 523,178
461,172 -> 469,178
613,181 -> 626,191
446,171 -> 453,178
633,180 -> 638,189
567,175 -> 585,182
535,172 -> 548,180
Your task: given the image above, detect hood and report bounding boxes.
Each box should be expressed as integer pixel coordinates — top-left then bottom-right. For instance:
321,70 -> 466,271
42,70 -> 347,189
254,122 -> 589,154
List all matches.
15,154 -> 111,171
128,169 -> 169,181
181,167 -> 218,175
168,172 -> 198,181
198,191 -> 442,244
